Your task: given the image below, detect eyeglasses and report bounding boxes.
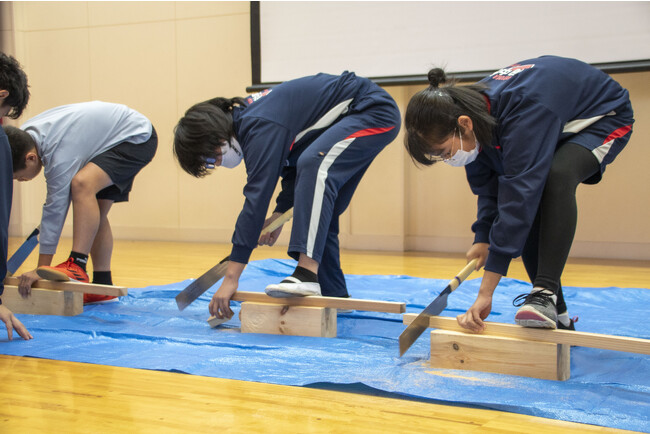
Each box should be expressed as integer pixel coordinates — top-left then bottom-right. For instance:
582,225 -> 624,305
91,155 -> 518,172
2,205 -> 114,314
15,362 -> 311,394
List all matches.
427,152 -> 451,162
426,128 -> 458,162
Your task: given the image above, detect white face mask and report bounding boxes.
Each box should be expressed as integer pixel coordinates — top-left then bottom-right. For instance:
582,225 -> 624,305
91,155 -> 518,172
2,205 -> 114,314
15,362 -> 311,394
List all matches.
444,128 -> 479,167
220,137 -> 243,169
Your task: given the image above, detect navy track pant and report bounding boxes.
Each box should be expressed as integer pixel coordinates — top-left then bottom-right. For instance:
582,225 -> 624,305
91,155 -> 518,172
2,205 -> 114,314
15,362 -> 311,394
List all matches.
287,85 -> 400,297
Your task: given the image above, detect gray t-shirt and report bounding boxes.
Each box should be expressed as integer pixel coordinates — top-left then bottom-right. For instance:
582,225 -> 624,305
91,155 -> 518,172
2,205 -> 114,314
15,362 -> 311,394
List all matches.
21,101 -> 152,254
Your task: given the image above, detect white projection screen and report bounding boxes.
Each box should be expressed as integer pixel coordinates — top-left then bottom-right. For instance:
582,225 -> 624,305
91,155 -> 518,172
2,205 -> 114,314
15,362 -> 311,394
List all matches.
252,1 -> 650,86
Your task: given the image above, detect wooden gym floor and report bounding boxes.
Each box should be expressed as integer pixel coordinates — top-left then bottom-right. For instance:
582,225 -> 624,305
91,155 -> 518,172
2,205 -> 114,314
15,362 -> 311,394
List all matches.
2,237 -> 649,433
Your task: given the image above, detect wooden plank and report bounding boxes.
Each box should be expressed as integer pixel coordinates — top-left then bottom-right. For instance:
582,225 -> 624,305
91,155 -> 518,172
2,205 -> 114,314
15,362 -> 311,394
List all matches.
240,302 -> 336,337
207,316 -> 229,328
4,276 -> 128,297
430,330 -> 570,381
403,314 -> 650,355
1,285 -> 83,316
231,291 -> 405,313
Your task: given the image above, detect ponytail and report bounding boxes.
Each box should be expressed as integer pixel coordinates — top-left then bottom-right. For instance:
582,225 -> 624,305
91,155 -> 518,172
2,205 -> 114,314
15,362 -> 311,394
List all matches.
427,68 -> 449,89
203,97 -> 247,113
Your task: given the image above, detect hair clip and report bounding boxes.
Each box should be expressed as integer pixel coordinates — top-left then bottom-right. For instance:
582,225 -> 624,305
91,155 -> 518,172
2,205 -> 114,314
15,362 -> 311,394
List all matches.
202,156 -> 216,169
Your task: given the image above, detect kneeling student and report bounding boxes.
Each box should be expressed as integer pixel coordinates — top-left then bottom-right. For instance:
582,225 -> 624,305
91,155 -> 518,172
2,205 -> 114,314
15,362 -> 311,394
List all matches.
5,101 -> 157,303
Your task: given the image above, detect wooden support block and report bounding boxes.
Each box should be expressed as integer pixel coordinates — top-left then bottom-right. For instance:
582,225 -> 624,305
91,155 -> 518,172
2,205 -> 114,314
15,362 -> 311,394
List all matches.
430,329 -> 570,381
240,302 -> 336,338
4,276 -> 128,297
206,294 -> 403,334
1,285 -> 83,316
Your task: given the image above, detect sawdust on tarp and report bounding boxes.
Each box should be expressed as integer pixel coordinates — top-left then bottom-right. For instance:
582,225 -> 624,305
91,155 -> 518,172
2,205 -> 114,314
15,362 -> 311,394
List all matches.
425,369 -> 513,388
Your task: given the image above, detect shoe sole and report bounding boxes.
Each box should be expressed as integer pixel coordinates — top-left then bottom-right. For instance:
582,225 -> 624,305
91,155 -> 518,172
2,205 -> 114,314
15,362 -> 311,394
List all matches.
265,282 -> 321,298
515,308 -> 557,329
265,289 -> 306,298
37,267 -> 72,282
84,295 -> 118,305
265,289 -> 321,298
337,308 -> 354,314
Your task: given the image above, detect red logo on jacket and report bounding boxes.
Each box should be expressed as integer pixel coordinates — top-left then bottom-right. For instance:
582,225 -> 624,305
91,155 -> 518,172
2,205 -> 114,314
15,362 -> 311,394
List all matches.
490,63 -> 534,81
247,88 -> 272,104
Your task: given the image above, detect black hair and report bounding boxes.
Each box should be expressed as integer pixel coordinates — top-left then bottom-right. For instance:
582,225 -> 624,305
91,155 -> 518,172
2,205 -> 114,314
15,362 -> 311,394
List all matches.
3,125 -> 36,172
404,68 -> 496,166
0,52 -> 30,119
173,97 -> 246,177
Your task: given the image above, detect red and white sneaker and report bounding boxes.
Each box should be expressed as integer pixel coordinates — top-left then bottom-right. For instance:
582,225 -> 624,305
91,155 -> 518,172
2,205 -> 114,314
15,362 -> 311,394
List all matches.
37,257 -> 90,283
83,293 -> 117,304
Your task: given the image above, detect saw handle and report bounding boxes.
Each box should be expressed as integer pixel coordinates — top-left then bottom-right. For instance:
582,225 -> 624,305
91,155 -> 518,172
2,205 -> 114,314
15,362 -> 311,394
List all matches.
260,208 -> 293,235
448,258 -> 478,292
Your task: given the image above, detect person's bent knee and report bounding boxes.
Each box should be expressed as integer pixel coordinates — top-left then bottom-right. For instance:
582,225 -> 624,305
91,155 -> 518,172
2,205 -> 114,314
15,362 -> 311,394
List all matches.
543,165 -> 576,197
296,150 -> 326,173
70,174 -> 97,198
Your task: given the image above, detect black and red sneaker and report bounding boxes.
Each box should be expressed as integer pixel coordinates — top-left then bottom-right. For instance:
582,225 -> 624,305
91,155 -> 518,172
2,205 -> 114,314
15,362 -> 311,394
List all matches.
83,293 -> 117,304
37,257 -> 89,283
558,316 -> 579,331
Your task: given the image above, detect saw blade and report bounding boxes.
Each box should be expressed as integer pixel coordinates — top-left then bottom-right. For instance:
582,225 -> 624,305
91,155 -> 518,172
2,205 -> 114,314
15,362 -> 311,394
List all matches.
175,256 -> 230,311
174,208 -> 295,311
6,227 -> 40,277
398,259 -> 478,356
399,288 -> 450,356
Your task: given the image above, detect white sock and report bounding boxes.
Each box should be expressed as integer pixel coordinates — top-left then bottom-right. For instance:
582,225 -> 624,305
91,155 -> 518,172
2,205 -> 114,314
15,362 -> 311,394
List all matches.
531,287 -> 557,304
557,311 -> 571,327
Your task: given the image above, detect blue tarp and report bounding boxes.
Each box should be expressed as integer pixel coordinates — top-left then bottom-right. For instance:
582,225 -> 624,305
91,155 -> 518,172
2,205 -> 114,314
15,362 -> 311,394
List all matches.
2,258 -> 649,432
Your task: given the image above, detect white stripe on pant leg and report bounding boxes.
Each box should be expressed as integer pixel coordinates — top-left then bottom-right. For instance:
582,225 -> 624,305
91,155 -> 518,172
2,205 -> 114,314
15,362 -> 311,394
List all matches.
306,137 -> 356,257
294,99 -> 354,144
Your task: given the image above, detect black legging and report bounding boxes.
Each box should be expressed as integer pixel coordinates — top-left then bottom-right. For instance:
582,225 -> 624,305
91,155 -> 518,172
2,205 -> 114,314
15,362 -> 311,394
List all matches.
521,143 -> 600,313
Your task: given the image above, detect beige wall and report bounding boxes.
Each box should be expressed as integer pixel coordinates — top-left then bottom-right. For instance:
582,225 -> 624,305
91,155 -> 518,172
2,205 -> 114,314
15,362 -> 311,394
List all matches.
2,1 -> 649,262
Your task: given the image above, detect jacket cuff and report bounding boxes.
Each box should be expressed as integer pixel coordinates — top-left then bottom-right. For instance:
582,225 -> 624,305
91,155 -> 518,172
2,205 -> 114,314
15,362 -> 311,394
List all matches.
274,200 -> 292,215
473,231 -> 490,245
485,250 -> 512,276
273,206 -> 292,215
230,244 -> 253,265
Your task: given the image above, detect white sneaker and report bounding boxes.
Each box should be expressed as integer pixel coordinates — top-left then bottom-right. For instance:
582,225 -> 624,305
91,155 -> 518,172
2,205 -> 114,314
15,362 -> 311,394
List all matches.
265,276 -> 321,298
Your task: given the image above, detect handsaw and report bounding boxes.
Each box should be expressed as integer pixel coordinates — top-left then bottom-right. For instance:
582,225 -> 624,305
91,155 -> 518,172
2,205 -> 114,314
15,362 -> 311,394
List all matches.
6,226 -> 40,277
399,258 -> 478,356
175,208 -> 294,310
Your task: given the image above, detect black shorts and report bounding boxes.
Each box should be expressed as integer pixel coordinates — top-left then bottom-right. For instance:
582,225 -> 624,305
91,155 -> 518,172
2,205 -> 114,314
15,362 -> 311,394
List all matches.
91,127 -> 158,202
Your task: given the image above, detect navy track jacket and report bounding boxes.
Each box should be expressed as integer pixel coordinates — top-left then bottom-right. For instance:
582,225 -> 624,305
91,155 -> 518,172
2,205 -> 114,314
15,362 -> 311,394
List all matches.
1,128 -> 12,304
230,72 -> 371,264
467,56 -> 631,275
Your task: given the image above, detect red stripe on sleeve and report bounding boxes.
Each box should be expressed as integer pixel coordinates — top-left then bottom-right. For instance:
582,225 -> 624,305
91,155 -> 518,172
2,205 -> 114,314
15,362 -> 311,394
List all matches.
345,126 -> 395,139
